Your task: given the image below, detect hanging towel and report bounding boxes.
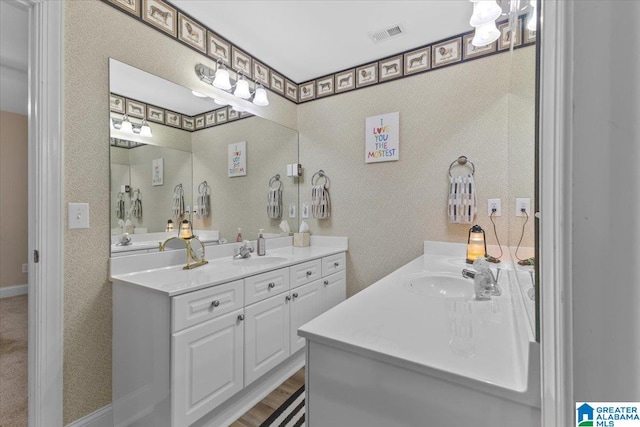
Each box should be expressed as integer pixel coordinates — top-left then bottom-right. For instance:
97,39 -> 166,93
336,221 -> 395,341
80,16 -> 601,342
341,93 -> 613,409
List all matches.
172,184 -> 185,218
447,174 -> 477,224
116,192 -> 125,220
197,181 -> 210,218
267,187 -> 282,219
131,189 -> 142,219
311,185 -> 331,219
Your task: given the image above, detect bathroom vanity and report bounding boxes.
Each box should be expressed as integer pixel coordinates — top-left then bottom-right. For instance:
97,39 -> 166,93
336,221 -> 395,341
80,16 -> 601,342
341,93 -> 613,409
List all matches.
110,236 -> 347,427
299,241 -> 540,427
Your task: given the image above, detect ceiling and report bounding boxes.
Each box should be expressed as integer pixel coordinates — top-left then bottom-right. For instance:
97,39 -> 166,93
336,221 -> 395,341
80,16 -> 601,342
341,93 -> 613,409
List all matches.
172,1 -> 475,83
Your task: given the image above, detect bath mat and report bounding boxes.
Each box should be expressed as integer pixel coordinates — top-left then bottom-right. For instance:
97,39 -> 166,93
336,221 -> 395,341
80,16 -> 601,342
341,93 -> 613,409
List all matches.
259,384 -> 305,427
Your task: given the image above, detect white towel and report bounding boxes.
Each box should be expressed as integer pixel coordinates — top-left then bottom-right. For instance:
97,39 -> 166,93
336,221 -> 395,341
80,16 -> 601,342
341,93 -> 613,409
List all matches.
311,185 -> 330,219
267,187 -> 282,219
448,174 -> 477,224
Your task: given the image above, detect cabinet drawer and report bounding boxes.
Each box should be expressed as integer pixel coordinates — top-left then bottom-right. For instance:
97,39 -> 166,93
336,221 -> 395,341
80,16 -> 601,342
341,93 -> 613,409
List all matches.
289,259 -> 322,289
322,253 -> 346,277
244,268 -> 290,305
172,280 -> 244,333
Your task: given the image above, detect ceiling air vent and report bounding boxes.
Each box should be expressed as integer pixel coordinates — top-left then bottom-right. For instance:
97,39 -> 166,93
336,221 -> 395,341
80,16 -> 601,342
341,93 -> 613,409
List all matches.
368,24 -> 405,43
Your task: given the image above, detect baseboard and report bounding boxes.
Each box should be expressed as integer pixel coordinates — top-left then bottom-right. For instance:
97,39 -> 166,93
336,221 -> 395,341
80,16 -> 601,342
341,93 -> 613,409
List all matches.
65,404 -> 113,427
0,284 -> 28,298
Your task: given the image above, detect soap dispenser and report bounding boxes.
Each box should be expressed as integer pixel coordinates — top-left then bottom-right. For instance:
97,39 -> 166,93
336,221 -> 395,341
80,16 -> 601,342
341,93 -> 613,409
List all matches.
236,228 -> 243,242
257,229 -> 266,256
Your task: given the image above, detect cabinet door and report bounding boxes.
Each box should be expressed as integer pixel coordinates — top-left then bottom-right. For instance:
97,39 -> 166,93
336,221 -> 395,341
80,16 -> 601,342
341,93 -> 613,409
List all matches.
172,309 -> 244,427
290,280 -> 324,353
244,294 -> 291,386
321,270 -> 347,312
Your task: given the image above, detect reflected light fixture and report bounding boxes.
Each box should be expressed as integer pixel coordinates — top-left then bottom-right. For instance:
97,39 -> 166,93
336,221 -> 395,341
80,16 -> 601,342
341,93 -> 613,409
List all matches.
120,115 -> 133,133
527,0 -> 537,31
468,0 -> 533,47
139,119 -> 152,137
196,63 -> 269,107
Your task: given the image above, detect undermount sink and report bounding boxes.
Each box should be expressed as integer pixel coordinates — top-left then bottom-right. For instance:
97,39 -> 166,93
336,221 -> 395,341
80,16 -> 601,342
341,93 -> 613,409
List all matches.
402,272 -> 474,298
231,256 -> 289,266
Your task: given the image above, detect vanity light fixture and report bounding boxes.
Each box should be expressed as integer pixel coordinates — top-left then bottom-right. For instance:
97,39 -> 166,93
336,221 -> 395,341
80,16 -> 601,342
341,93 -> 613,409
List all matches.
526,0 -> 537,31
196,63 -> 269,107
120,114 -> 133,133
466,224 -> 487,264
191,90 -> 207,98
469,0 -> 532,47
111,115 -> 153,137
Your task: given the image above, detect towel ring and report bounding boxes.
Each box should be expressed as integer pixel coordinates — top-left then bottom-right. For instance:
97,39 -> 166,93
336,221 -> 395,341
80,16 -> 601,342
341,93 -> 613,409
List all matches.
269,174 -> 283,190
448,156 -> 475,177
312,170 -> 330,188
198,181 -> 210,195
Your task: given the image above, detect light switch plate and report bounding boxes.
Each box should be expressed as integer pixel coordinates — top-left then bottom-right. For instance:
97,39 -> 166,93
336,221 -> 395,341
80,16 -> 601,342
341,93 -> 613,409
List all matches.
68,203 -> 90,229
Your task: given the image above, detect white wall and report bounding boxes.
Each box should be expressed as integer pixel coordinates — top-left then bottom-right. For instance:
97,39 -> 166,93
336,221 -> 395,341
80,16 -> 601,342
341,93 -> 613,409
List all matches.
572,1 -> 640,400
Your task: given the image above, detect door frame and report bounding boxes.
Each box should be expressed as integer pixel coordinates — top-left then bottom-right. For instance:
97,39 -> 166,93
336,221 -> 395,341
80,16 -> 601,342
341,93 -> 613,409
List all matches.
539,1 -> 574,426
23,0 -> 65,425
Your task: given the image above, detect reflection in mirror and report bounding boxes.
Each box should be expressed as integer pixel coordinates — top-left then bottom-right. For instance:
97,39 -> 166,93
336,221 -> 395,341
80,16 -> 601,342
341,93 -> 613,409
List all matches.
109,58 -> 299,253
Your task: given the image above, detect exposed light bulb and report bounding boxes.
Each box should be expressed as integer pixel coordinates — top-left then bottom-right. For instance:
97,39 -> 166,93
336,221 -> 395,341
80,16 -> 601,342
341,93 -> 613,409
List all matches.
253,86 -> 269,106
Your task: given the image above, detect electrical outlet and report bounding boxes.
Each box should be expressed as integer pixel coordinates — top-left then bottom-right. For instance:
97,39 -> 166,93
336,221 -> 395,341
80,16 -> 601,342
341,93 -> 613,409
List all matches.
22,263 -> 28,273
516,198 -> 531,217
487,198 -> 501,216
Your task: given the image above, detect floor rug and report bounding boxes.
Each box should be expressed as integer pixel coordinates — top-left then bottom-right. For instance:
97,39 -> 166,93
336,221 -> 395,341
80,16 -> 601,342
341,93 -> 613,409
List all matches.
259,384 -> 305,427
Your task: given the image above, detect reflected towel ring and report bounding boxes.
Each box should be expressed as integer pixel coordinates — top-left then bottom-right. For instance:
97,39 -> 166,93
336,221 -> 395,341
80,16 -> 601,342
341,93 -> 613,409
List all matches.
448,156 -> 475,177
312,170 -> 330,188
269,174 -> 282,190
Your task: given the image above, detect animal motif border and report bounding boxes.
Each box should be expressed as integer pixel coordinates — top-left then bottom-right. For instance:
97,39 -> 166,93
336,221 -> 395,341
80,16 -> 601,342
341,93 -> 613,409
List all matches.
378,55 -> 403,82
316,76 -> 334,98
141,0 -> 176,37
101,0 -> 536,106
178,13 -> 206,53
356,63 -> 378,88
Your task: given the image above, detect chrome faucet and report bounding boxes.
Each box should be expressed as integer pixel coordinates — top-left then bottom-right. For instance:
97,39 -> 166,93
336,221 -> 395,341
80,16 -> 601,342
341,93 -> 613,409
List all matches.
116,233 -> 132,246
234,240 -> 254,259
462,261 -> 502,300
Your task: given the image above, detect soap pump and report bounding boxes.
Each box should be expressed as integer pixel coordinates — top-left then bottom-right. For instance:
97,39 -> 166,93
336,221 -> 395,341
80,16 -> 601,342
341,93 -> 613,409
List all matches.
257,229 -> 266,256
236,228 -> 243,242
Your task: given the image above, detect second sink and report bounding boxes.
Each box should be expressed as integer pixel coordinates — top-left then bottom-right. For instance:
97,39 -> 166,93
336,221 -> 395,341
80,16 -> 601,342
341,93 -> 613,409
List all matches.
401,272 -> 474,298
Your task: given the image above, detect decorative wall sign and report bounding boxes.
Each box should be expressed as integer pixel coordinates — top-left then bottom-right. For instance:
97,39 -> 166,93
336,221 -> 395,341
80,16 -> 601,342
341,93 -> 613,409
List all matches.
335,69 -> 355,93
365,112 -> 399,163
178,13 -> 206,53
152,158 -> 164,186
379,55 -> 403,82
432,38 -> 462,68
228,141 -> 247,177
126,99 -> 146,118
110,94 -> 125,113
142,0 -> 177,37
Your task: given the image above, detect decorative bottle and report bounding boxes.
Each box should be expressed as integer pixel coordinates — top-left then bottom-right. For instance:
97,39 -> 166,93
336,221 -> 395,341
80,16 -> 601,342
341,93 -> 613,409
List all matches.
236,228 -> 243,242
257,229 -> 266,256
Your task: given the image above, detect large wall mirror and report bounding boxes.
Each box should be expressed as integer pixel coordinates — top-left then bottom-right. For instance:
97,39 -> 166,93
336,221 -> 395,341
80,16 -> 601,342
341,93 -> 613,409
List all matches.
109,58 -> 299,253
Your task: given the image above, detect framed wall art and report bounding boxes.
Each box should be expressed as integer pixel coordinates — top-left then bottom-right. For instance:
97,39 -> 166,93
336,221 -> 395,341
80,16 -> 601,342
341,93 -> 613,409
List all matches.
146,105 -> 164,124
335,69 -> 355,93
142,0 -> 177,37
356,63 -> 378,88
228,141 -> 247,177
432,38 -> 462,68
178,13 -> 206,53
126,99 -> 146,118
110,94 -> 125,113
379,55 -> 402,82
208,31 -> 231,65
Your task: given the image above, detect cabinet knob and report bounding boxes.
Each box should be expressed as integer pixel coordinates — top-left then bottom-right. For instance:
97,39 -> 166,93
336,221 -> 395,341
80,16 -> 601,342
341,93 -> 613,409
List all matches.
268,282 -> 276,289
210,300 -> 220,308
292,292 -> 298,298
334,262 -> 340,267
237,314 -> 245,321
306,271 -> 312,276
324,280 -> 329,286
286,295 -> 292,301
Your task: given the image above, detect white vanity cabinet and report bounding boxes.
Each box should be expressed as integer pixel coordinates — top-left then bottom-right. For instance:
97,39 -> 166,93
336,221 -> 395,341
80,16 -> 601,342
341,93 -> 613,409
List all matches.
112,248 -> 347,427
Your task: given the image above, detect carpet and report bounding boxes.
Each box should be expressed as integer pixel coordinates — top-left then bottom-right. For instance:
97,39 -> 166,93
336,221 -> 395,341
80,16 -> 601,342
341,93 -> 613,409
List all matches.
259,384 -> 305,427
0,294 -> 28,426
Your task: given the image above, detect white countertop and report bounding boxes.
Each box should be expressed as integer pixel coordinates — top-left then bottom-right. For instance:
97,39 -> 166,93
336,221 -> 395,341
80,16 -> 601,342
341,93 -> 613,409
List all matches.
298,242 -> 538,405
110,237 -> 347,296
